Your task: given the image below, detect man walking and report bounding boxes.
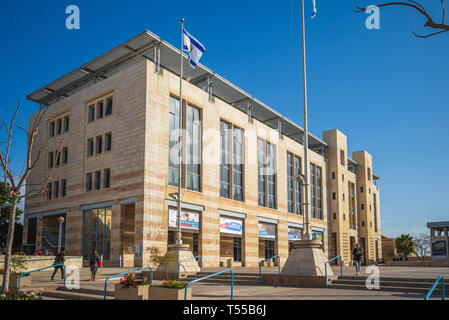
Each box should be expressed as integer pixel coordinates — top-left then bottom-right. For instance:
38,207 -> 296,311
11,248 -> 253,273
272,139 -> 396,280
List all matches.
51,249 -> 65,281
352,244 -> 363,275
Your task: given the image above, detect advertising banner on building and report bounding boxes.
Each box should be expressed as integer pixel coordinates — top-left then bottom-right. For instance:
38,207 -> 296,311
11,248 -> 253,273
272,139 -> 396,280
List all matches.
258,222 -> 276,239
432,240 -> 447,257
220,217 -> 243,236
288,227 -> 302,241
169,209 -> 200,230
312,232 -> 324,243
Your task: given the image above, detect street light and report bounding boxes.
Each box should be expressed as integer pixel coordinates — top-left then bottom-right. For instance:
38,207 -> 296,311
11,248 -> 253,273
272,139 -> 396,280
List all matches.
57,216 -> 65,254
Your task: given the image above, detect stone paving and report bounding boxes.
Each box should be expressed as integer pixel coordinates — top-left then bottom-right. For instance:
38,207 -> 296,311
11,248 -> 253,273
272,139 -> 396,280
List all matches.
10,265 -> 447,300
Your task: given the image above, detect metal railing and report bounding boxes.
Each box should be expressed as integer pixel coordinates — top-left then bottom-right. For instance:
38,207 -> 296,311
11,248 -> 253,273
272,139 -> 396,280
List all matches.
325,255 -> 343,288
258,255 -> 280,284
103,266 -> 153,300
18,264 -> 66,292
424,275 -> 445,300
184,269 -> 234,300
178,256 -> 202,281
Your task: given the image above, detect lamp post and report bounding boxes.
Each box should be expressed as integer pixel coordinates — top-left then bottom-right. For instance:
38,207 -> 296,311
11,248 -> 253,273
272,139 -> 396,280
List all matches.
57,216 -> 65,254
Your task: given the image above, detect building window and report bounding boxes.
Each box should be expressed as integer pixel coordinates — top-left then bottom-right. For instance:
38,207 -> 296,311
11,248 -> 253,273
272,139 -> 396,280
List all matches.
332,172 -> 335,180
105,133 -> 112,152
95,171 -> 101,190
88,138 -> 94,157
310,164 -> 323,219
360,186 -> 364,193
97,101 -> 104,119
82,207 -> 112,261
86,173 -> 93,192
54,181 -> 59,199
57,118 -> 62,135
361,203 -> 365,210
342,193 -> 345,201
258,138 -> 276,209
367,167 -> 371,181
105,97 -> 113,116
104,169 -> 111,188
287,152 -> 302,214
88,105 -> 95,122
55,151 -> 61,167
49,121 -> 55,137
340,150 -> 345,166
63,147 -> 68,164
332,192 -> 336,200
287,152 -> 294,213
47,183 -> 52,200
48,152 -> 54,168
96,136 -> 103,154
168,96 -> 180,187
333,213 -> 337,219
342,174 -> 344,181
220,121 -> 231,199
186,104 -> 201,192
233,127 -> 244,202
61,179 -> 67,197
64,116 -> 69,132
294,156 -> 302,214
362,221 -> 365,227
373,193 -> 378,232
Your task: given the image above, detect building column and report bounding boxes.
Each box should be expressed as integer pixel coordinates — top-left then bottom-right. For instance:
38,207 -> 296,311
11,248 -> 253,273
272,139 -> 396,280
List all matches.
244,215 -> 259,267
36,213 -> 43,250
201,209 -> 220,268
110,203 -> 121,266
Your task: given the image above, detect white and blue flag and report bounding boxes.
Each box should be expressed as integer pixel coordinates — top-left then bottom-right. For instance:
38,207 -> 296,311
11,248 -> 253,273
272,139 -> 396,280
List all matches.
311,0 -> 317,19
183,28 -> 206,69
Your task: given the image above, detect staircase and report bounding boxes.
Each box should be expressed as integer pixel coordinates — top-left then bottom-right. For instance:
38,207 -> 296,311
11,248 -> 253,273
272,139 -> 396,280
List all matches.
329,275 -> 448,295
183,271 -> 260,286
42,287 -> 114,300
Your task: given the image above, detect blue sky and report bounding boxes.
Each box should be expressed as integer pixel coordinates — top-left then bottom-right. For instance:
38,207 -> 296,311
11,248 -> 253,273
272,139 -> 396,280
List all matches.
0,0 -> 448,237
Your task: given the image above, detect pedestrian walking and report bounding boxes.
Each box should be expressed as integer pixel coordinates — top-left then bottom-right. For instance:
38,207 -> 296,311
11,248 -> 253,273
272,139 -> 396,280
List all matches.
89,250 -> 102,281
51,249 -> 65,280
352,244 -> 363,275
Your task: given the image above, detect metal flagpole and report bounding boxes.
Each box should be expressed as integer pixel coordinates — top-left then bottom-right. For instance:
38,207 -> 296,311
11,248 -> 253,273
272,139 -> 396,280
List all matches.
177,18 -> 184,245
300,0 -> 311,240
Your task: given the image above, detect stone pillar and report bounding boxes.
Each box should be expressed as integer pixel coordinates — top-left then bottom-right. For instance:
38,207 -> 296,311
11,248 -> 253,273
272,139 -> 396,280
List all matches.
110,203 -> 122,266
244,215 -> 259,267
36,213 -> 43,250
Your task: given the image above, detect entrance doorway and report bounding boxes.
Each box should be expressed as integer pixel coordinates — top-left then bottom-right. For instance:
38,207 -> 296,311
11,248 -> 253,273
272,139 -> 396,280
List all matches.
219,216 -> 244,266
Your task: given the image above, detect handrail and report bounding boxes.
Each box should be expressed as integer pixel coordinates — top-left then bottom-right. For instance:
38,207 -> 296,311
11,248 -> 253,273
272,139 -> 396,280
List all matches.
424,275 -> 445,300
103,266 -> 153,300
18,263 -> 66,292
184,269 -> 234,300
325,255 -> 343,288
178,256 -> 202,281
258,255 -> 280,284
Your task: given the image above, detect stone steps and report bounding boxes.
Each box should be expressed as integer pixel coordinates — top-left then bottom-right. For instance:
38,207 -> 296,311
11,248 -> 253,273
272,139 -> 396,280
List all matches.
42,288 -> 113,300
183,272 -> 260,286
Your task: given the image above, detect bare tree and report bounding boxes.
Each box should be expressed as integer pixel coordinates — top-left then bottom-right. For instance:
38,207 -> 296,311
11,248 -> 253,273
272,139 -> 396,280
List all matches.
355,1 -> 449,38
0,101 -> 64,293
414,233 -> 431,260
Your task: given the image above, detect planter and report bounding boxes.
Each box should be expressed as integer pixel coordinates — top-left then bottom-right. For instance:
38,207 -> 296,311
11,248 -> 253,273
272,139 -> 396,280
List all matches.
9,274 -> 32,294
114,284 -> 149,300
148,286 -> 192,300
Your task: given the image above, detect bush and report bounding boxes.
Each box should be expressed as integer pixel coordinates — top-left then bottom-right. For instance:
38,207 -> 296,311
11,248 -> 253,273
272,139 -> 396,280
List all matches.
0,290 -> 43,300
119,273 -> 150,289
154,280 -> 188,289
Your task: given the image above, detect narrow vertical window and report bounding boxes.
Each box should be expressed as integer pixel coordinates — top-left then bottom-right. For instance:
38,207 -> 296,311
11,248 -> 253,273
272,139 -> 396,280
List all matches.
95,171 -> 101,190
105,97 -> 113,116
287,152 -> 294,213
87,138 -> 94,157
97,101 -> 104,119
267,142 -> 277,209
186,104 -> 201,192
64,115 -> 69,132
55,151 -> 61,166
49,121 -> 55,137
86,173 -> 92,192
233,127 -> 244,201
63,147 -> 68,164
48,152 -> 54,168
47,183 -> 52,200
310,164 -> 316,218
168,96 -> 180,187
295,156 -> 302,215
220,121 -> 231,198
96,136 -> 103,154
88,105 -> 95,122
105,133 -> 112,152
57,118 -> 62,135
54,181 -> 59,199
104,169 -> 111,188
317,166 -> 322,219
61,179 -> 67,197
257,138 -> 266,207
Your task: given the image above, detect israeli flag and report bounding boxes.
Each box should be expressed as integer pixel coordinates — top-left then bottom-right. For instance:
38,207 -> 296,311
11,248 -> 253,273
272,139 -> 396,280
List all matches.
183,28 -> 206,69
311,0 -> 317,19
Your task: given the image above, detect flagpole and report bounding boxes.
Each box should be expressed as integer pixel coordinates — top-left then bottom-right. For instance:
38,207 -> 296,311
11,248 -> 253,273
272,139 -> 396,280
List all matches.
300,0 -> 311,240
177,17 -> 184,245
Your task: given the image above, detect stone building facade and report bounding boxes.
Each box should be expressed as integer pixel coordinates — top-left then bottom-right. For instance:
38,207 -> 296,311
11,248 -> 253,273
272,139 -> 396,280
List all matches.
23,30 -> 381,268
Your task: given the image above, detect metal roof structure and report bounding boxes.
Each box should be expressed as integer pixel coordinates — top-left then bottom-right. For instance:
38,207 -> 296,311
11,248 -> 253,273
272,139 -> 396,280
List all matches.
27,30 -> 327,150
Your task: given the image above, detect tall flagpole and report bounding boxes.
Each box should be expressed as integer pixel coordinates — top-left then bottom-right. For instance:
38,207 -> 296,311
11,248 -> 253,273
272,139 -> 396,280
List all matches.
301,0 -> 311,240
177,18 -> 184,245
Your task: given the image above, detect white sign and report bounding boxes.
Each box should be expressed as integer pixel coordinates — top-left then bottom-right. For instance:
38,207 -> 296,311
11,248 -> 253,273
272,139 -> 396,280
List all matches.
169,209 -> 200,230
220,217 -> 243,236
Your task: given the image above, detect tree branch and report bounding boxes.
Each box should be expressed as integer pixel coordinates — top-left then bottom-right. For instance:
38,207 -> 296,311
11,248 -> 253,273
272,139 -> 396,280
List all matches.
355,1 -> 449,38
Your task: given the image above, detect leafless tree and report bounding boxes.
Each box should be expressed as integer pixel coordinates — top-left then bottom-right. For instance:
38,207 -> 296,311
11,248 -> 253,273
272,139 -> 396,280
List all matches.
355,1 -> 449,38
414,232 -> 431,260
0,101 -> 64,293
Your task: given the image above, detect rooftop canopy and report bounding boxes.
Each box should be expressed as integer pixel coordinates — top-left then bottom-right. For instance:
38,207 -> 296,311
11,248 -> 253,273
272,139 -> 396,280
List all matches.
27,30 -> 327,150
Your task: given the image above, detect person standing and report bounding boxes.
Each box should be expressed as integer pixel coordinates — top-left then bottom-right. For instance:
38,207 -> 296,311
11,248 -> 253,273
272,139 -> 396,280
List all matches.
89,250 -> 101,281
352,244 -> 363,275
51,249 -> 65,280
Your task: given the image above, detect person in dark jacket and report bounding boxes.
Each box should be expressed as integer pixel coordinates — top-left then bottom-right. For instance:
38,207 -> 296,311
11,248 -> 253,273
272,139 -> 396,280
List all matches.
51,249 -> 65,280
89,250 -> 101,281
352,244 -> 363,275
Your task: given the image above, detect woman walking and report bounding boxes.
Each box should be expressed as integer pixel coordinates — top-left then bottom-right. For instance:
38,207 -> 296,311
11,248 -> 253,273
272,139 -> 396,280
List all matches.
89,250 -> 101,281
